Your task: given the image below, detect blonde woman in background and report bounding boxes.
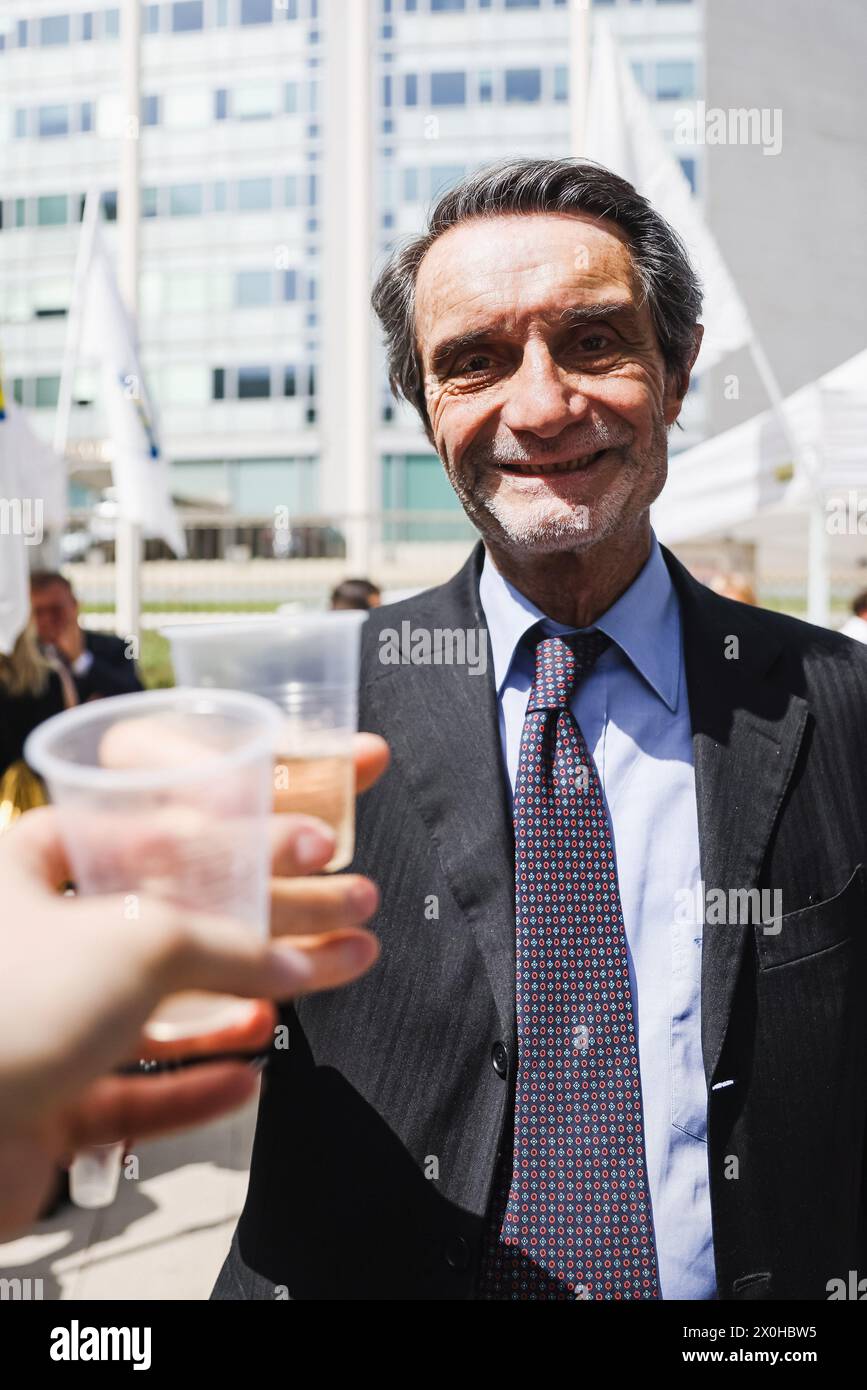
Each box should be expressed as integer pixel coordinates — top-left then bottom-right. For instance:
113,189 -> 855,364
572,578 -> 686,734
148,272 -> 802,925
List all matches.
0,626 -> 76,826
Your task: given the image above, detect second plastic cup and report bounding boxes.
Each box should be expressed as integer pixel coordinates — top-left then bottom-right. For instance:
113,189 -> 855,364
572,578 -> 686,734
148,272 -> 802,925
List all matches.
162,611 -> 366,871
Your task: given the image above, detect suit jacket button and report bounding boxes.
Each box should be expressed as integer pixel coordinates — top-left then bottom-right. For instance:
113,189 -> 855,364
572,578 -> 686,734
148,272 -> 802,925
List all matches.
491,1042 -> 508,1077
445,1236 -> 470,1270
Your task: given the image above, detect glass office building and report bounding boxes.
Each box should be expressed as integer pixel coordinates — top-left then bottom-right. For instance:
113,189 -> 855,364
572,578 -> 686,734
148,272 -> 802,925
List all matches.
0,0 -> 703,547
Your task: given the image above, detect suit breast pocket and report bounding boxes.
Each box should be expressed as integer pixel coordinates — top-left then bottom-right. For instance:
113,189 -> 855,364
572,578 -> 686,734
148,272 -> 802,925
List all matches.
755,863 -> 865,970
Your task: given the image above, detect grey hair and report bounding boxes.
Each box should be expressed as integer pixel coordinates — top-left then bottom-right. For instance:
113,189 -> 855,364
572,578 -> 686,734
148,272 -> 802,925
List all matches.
371,157 -> 703,440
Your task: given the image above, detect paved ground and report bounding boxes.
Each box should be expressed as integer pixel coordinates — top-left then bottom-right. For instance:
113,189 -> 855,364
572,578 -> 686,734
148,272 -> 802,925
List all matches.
0,1096 -> 258,1301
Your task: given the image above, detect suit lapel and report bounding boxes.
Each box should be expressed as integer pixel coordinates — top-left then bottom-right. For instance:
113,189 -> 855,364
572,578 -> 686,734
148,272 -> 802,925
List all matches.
367,541 -> 810,1083
662,547 -> 810,1085
365,544 -> 519,1047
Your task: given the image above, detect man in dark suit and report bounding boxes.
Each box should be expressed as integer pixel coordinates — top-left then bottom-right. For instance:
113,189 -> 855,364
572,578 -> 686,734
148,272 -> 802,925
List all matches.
215,158 -> 867,1301
30,570 -> 143,701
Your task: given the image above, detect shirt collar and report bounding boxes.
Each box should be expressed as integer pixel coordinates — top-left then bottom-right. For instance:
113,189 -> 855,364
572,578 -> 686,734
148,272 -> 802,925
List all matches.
478,530 -> 681,712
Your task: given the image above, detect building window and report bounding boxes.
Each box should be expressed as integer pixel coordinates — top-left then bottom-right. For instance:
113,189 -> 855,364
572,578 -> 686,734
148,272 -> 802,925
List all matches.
679,156 -> 696,192
284,81 -> 299,113
505,68 -> 541,103
35,376 -> 61,409
237,177 -> 273,211
16,20 -> 28,47
478,70 -> 494,103
37,195 -> 68,227
238,366 -> 272,399
79,101 -> 95,132
214,88 -> 228,120
171,1 -> 203,32
15,199 -> 27,228
142,187 -> 159,217
38,105 -> 70,138
212,180 -> 228,211
284,174 -> 298,206
40,15 -> 71,45
431,0 -> 465,9
141,94 -> 160,126
101,189 -> 118,221
430,164 -> 465,198
655,60 -> 696,100
505,0 -> 541,6
103,8 -> 121,36
144,5 -> 160,34
404,73 -> 418,106
282,269 -> 298,301
212,368 -> 225,400
82,12 -> 94,39
169,183 -> 203,215
236,270 -> 273,307
430,72 -> 466,106
241,0 -> 273,22
283,366 -> 296,397
402,167 -> 419,201
234,84 -> 280,119
553,65 -> 568,102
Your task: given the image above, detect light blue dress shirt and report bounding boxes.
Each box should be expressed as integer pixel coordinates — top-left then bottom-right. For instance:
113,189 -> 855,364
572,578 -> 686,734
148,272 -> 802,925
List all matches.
478,531 -> 717,1300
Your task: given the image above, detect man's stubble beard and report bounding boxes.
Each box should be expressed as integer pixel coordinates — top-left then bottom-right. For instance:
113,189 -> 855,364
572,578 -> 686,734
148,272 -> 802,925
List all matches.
442,414 -> 670,558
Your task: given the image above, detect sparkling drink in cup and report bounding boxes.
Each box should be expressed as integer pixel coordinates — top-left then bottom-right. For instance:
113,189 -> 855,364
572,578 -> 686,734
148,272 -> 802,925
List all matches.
162,611 -> 366,871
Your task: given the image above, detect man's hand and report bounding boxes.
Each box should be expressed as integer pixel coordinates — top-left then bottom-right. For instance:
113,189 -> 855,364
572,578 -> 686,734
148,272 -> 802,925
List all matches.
52,611 -> 85,665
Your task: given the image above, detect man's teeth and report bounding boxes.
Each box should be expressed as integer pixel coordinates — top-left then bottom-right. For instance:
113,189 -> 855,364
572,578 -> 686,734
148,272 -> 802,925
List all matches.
506,450 -> 606,476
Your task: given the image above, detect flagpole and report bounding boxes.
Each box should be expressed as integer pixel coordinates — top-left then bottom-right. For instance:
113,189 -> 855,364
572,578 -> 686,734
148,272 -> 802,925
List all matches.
54,190 -> 100,463
569,0 -> 591,155
116,0 -> 142,646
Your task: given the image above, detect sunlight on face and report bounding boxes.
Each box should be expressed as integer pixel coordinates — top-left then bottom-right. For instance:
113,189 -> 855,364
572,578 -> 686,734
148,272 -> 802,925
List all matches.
415,213 -> 690,556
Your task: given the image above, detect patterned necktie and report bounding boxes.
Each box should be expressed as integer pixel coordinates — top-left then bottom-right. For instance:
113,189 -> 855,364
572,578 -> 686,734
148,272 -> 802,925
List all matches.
478,630 -> 660,1301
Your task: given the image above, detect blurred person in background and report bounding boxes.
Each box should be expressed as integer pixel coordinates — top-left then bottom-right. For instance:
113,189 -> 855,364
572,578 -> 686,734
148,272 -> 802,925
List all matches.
0,627 -> 76,824
30,570 -> 143,701
708,572 -> 757,605
330,577 -> 382,611
839,588 -> 867,643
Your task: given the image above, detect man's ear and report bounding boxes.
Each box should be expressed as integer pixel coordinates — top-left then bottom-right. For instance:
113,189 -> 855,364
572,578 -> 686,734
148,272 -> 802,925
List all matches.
663,324 -> 704,427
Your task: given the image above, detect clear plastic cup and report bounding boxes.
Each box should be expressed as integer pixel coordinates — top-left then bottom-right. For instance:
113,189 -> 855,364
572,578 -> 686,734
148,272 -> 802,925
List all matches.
25,687 -> 282,1040
162,612 -> 367,871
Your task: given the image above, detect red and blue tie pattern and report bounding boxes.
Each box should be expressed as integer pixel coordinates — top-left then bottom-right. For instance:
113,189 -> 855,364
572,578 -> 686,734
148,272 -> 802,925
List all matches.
478,631 -> 660,1300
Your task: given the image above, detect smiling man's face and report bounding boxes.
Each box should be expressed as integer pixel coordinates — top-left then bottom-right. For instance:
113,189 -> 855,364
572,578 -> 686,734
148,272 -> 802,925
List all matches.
415,212 -> 696,557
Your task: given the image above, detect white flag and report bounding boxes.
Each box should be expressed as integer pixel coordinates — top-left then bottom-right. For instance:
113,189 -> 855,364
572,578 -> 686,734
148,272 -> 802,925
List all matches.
78,222 -> 186,556
0,389 -> 66,655
583,19 -> 754,374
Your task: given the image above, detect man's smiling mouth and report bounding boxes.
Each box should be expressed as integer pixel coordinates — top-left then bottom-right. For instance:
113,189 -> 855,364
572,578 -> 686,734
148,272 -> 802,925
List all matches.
497,449 -> 611,476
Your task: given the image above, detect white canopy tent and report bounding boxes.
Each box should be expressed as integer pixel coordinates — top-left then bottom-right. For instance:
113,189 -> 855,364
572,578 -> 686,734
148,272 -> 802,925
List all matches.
651,349 -> 867,624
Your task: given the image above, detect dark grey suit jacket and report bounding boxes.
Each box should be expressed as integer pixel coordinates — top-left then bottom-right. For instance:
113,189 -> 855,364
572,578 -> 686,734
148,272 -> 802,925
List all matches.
214,541 -> 867,1301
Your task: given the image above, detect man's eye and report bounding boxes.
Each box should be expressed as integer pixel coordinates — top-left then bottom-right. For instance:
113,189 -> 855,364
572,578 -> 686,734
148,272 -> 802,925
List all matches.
577,333 -> 611,353
455,354 -> 494,375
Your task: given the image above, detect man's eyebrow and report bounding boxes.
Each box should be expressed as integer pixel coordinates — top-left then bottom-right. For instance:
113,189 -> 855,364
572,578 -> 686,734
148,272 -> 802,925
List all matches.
556,301 -> 638,329
426,302 -> 639,375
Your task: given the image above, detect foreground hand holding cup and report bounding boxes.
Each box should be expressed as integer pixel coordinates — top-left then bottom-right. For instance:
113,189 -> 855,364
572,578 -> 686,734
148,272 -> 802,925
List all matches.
3,694 -> 387,1221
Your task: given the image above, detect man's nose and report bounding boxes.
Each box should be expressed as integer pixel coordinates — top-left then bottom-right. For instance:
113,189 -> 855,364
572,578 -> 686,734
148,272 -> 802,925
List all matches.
499,344 -> 590,440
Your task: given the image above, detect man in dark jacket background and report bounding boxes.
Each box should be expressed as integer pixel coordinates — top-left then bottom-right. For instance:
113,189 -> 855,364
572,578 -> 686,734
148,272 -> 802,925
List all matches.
30,570 -> 143,702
